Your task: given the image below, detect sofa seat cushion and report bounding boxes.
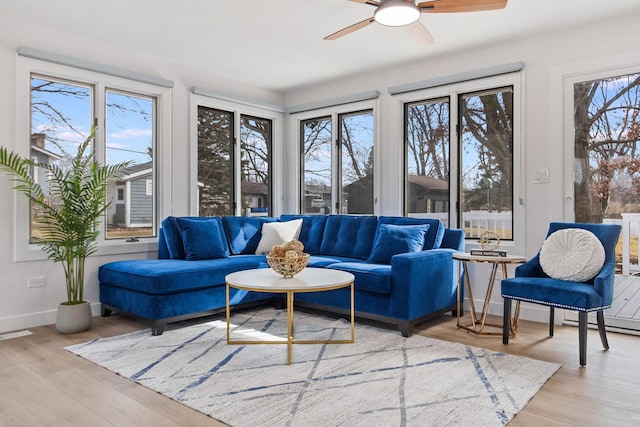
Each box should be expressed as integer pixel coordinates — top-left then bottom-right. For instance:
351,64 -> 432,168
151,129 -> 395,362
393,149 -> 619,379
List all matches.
307,255 -> 363,268
99,256 -> 266,294
502,276 -> 604,311
326,262 -> 392,294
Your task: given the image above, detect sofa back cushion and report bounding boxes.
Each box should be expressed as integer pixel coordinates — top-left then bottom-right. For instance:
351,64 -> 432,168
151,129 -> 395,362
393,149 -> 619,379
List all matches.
160,216 -> 230,260
222,216 -> 278,255
280,215 -> 327,255
319,215 -> 378,260
377,216 -> 445,249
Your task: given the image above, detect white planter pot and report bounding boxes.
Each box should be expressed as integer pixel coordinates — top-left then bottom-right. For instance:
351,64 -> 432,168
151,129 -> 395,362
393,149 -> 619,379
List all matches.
56,301 -> 92,334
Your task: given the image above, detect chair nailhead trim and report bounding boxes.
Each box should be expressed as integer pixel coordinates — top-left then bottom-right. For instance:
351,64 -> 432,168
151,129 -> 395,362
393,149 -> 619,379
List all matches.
501,294 -> 610,312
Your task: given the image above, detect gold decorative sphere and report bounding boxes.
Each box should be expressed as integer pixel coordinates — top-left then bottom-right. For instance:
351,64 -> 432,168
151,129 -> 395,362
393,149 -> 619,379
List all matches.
479,231 -> 500,251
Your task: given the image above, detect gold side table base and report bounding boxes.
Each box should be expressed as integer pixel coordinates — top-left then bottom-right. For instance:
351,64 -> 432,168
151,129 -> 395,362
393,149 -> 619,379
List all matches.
226,282 -> 355,365
455,254 -> 524,337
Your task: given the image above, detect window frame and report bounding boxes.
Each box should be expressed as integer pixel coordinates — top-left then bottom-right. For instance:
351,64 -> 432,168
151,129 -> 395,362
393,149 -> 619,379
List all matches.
14,56 -> 172,261
399,73 -> 523,248
189,94 -> 282,217
291,99 -> 378,215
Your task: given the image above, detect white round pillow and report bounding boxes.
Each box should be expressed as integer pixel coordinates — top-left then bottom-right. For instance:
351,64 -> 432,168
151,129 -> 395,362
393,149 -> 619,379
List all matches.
539,228 -> 605,282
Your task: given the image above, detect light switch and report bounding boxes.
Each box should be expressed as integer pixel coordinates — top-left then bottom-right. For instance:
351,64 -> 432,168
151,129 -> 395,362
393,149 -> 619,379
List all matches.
533,168 -> 550,184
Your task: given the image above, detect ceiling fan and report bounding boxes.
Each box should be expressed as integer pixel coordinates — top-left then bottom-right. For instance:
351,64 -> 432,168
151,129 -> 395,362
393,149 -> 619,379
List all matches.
324,0 -> 508,44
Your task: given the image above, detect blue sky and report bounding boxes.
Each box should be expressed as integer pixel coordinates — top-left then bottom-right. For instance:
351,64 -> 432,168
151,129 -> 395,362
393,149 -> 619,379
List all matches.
31,77 -> 153,166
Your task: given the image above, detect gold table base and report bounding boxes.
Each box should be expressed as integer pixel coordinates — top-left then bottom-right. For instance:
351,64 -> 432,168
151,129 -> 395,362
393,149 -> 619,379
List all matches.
226,281 -> 355,365
455,255 -> 524,336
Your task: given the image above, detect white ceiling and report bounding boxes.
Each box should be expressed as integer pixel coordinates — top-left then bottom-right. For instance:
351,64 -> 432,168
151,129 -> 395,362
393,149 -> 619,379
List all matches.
4,0 -> 640,92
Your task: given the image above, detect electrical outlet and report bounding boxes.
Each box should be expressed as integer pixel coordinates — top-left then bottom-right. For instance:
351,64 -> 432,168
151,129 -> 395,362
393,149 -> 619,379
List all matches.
27,276 -> 46,288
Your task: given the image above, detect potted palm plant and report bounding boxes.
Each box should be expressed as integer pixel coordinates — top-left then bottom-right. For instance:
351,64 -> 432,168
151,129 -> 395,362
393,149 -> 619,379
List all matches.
0,129 -> 131,333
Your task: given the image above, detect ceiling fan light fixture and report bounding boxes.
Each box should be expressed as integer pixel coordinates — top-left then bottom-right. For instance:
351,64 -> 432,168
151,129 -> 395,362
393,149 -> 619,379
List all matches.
374,0 -> 420,27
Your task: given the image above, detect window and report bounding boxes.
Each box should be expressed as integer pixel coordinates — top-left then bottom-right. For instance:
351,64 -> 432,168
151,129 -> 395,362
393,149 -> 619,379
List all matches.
240,115 -> 272,216
194,98 -> 278,217
300,107 -> 375,215
301,116 -> 332,214
196,106 -> 234,216
30,76 -> 157,240
403,76 -> 521,242
459,87 -> 514,240
105,90 -> 155,235
405,97 -> 450,223
570,71 -> 640,223
16,55 -> 172,260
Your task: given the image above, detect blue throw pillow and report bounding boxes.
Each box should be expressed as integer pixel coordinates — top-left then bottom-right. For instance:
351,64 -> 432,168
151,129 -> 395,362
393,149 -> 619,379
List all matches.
366,224 -> 430,264
176,217 -> 230,260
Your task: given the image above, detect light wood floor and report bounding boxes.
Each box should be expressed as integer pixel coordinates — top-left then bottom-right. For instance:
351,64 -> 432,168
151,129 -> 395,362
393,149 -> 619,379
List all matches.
2,311 -> 640,426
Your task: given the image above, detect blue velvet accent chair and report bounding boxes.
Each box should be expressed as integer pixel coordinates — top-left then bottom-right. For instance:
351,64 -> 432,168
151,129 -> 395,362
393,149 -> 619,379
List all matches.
501,222 -> 621,366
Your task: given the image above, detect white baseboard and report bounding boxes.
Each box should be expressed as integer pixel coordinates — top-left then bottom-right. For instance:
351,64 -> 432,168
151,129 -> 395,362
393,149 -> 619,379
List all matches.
0,301 -> 103,334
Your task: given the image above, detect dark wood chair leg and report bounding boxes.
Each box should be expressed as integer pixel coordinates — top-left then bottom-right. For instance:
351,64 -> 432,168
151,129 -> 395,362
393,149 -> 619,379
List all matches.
597,310 -> 609,350
398,320 -> 413,338
578,311 -> 588,366
503,298 -> 512,344
548,306 -> 554,337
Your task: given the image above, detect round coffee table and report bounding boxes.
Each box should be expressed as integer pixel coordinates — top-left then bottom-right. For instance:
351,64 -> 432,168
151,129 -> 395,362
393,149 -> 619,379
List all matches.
225,267 -> 355,364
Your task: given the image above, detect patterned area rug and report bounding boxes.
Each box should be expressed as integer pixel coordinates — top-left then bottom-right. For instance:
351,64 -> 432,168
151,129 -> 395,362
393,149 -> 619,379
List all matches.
66,309 -> 559,426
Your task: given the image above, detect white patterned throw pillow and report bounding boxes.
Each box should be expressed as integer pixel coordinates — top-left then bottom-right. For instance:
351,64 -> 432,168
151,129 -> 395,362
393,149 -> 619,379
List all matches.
539,228 -> 605,282
255,219 -> 303,255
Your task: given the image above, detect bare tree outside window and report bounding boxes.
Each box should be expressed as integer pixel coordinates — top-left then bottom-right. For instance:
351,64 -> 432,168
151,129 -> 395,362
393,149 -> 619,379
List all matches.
240,115 -> 271,216
405,98 -> 450,223
574,73 -> 640,223
301,117 -> 332,214
460,87 -> 514,239
301,110 -> 374,215
340,110 -> 374,214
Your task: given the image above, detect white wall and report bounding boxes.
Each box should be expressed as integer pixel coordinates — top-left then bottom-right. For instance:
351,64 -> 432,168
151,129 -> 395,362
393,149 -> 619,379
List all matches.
1,11 -> 639,333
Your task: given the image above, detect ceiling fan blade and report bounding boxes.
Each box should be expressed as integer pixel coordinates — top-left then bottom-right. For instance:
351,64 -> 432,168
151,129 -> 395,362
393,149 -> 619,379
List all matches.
324,17 -> 376,40
348,0 -> 381,6
404,21 -> 434,45
418,0 -> 507,13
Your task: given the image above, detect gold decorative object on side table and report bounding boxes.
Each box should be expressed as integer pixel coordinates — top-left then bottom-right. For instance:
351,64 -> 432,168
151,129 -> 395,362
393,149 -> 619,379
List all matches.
454,252 -> 526,336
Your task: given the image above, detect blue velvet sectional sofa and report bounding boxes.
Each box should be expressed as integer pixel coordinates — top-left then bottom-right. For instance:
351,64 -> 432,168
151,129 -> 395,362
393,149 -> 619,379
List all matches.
99,214 -> 465,336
